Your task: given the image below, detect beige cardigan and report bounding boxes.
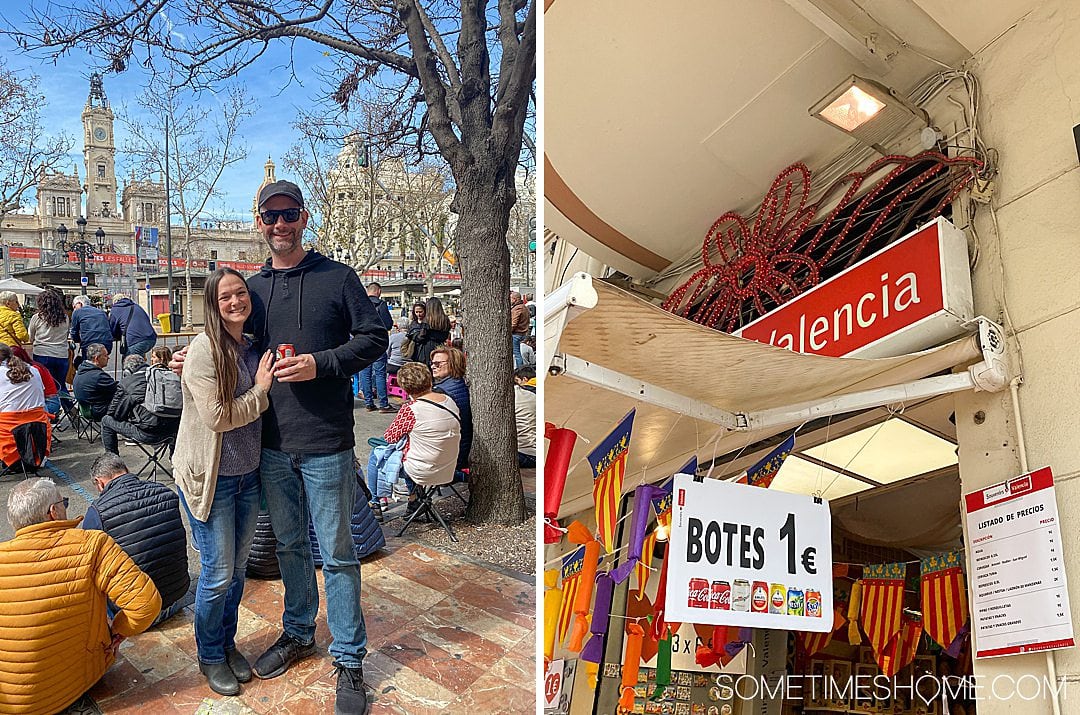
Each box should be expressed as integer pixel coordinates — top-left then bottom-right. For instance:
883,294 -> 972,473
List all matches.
172,332 -> 268,522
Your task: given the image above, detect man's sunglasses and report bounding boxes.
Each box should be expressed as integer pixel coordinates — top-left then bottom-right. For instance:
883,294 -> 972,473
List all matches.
260,208 -> 302,224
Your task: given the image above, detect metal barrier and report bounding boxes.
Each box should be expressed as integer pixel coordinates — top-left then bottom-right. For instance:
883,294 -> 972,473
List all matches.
105,332 -> 198,380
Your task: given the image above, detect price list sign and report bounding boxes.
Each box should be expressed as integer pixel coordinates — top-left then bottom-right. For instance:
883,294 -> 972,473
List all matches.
965,467 -> 1075,658
666,474 -> 833,631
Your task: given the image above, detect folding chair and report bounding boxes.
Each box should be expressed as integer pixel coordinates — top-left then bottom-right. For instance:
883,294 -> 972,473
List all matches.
73,402 -> 101,444
0,421 -> 49,479
386,373 -> 408,402
397,481 -> 458,543
134,437 -> 174,482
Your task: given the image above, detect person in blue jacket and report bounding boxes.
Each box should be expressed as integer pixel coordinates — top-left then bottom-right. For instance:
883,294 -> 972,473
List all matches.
69,295 -> 113,359
109,293 -> 158,357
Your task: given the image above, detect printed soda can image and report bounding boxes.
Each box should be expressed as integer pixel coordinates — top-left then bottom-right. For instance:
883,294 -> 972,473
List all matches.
805,589 -> 822,617
787,588 -> 804,616
768,583 -> 786,614
276,343 -> 296,360
710,580 -> 731,610
750,581 -> 769,613
731,579 -> 751,612
688,578 -> 711,608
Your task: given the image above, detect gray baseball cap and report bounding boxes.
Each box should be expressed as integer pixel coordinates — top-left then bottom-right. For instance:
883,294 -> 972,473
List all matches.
258,180 -> 305,208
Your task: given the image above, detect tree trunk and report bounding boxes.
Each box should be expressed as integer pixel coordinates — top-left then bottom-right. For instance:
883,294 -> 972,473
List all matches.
457,166 -> 527,526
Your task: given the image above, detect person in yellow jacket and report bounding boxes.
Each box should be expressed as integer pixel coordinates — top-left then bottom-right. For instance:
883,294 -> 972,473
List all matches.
0,291 -> 28,349
0,477 -> 161,715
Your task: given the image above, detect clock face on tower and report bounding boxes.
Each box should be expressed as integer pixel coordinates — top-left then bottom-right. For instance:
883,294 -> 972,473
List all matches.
94,127 -> 107,141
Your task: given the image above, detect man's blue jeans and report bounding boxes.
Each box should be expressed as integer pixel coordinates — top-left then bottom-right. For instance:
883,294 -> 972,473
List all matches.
512,333 -> 525,368
260,448 -> 367,668
178,468 -> 260,664
358,356 -> 389,408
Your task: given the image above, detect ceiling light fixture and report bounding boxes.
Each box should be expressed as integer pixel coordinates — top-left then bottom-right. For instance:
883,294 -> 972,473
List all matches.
810,76 -> 930,153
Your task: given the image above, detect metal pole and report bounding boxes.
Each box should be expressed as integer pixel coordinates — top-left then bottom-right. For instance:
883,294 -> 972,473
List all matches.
79,250 -> 86,287
165,115 -> 174,324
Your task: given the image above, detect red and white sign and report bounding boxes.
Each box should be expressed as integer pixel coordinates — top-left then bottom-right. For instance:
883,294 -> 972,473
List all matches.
666,474 -> 833,632
735,217 -> 973,358
965,467 -> 1075,658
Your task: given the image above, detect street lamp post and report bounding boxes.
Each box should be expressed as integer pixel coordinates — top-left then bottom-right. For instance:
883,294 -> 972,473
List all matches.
56,216 -> 106,289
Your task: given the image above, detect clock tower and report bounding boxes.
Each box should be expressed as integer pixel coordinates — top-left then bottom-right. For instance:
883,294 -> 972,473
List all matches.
82,73 -> 118,219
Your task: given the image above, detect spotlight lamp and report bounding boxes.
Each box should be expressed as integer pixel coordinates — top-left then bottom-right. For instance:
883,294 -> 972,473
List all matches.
810,76 -> 930,152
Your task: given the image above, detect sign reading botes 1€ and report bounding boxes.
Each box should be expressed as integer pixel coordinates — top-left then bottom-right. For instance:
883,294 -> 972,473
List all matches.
666,474 -> 833,632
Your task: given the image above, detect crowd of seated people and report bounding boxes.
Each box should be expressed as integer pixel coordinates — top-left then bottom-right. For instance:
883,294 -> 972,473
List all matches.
101,347 -> 181,454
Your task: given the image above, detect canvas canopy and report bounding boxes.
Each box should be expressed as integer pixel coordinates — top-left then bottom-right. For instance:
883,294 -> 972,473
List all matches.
0,278 -> 44,295
546,273 -> 995,519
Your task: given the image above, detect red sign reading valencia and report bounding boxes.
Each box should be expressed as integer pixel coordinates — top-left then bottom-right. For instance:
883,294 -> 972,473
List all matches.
735,218 -> 972,358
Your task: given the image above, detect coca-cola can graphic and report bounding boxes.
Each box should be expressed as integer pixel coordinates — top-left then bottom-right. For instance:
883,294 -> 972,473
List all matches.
732,579 -> 751,612
751,581 -> 769,613
710,581 -> 731,610
688,578 -> 711,608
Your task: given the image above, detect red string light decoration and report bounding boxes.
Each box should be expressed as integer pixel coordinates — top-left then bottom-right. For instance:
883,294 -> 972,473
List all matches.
663,151 -> 982,332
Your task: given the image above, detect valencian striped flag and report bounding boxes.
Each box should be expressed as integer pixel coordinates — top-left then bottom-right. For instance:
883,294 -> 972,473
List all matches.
920,550 -> 968,650
860,562 -> 906,661
742,434 -> 795,488
798,606 -> 847,656
634,531 -> 657,599
587,409 -> 636,554
877,612 -> 923,677
556,546 -> 587,645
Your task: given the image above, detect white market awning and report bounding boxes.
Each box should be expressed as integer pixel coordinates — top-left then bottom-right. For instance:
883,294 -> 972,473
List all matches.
546,273 -> 1006,518
0,278 -> 44,295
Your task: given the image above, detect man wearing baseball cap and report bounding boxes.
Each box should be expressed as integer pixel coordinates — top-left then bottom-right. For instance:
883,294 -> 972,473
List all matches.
247,179 -> 387,712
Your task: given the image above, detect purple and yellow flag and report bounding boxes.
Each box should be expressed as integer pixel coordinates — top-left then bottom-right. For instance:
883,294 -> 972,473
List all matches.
587,409 -> 635,553
556,547 -> 586,645
742,434 -> 794,488
921,550 -> 968,650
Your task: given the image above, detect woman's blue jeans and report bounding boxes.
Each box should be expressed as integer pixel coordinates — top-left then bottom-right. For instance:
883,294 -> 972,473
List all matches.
179,468 -> 261,664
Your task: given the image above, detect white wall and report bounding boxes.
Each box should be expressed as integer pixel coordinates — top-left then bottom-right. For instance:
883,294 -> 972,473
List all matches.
955,1 -> 1080,712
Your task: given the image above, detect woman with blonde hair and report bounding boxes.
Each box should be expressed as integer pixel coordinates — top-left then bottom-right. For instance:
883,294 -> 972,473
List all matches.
172,268 -> 274,696
0,291 -> 28,349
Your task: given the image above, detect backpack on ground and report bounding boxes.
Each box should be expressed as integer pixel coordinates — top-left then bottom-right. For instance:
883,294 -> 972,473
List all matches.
143,365 -> 183,417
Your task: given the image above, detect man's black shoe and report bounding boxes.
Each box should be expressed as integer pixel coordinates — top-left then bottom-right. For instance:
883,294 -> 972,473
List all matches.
368,500 -> 383,523
335,665 -> 369,714
225,646 -> 252,683
199,660 -> 241,696
365,404 -> 377,412
253,632 -> 316,679
377,406 -> 397,413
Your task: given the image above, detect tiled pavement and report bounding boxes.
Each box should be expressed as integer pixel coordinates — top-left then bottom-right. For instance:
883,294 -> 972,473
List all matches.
77,542 -> 535,713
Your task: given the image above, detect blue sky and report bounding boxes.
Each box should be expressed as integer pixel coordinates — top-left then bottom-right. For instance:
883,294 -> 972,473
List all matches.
0,4 -> 337,221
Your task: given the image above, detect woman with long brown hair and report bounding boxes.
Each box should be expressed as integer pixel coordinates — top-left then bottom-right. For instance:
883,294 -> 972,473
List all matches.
27,287 -> 70,397
172,268 -> 274,696
406,296 -> 452,366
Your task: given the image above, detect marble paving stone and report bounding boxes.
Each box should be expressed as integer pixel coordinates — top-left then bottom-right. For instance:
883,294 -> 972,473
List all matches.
91,680 -> 186,714
449,671 -> 535,713
406,620 -> 505,670
364,567 -> 449,610
85,656 -> 146,703
362,651 -> 458,714
238,577 -> 287,623
450,581 -> 534,629
362,585 -> 428,642
379,630 -> 486,695
114,628 -> 195,685
389,543 -> 490,588
136,662 -> 225,711
236,670 -> 306,714
488,647 -> 536,685
426,593 -> 531,649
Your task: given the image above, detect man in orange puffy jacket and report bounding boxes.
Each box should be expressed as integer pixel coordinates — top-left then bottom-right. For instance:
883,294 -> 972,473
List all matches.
0,478 -> 160,714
